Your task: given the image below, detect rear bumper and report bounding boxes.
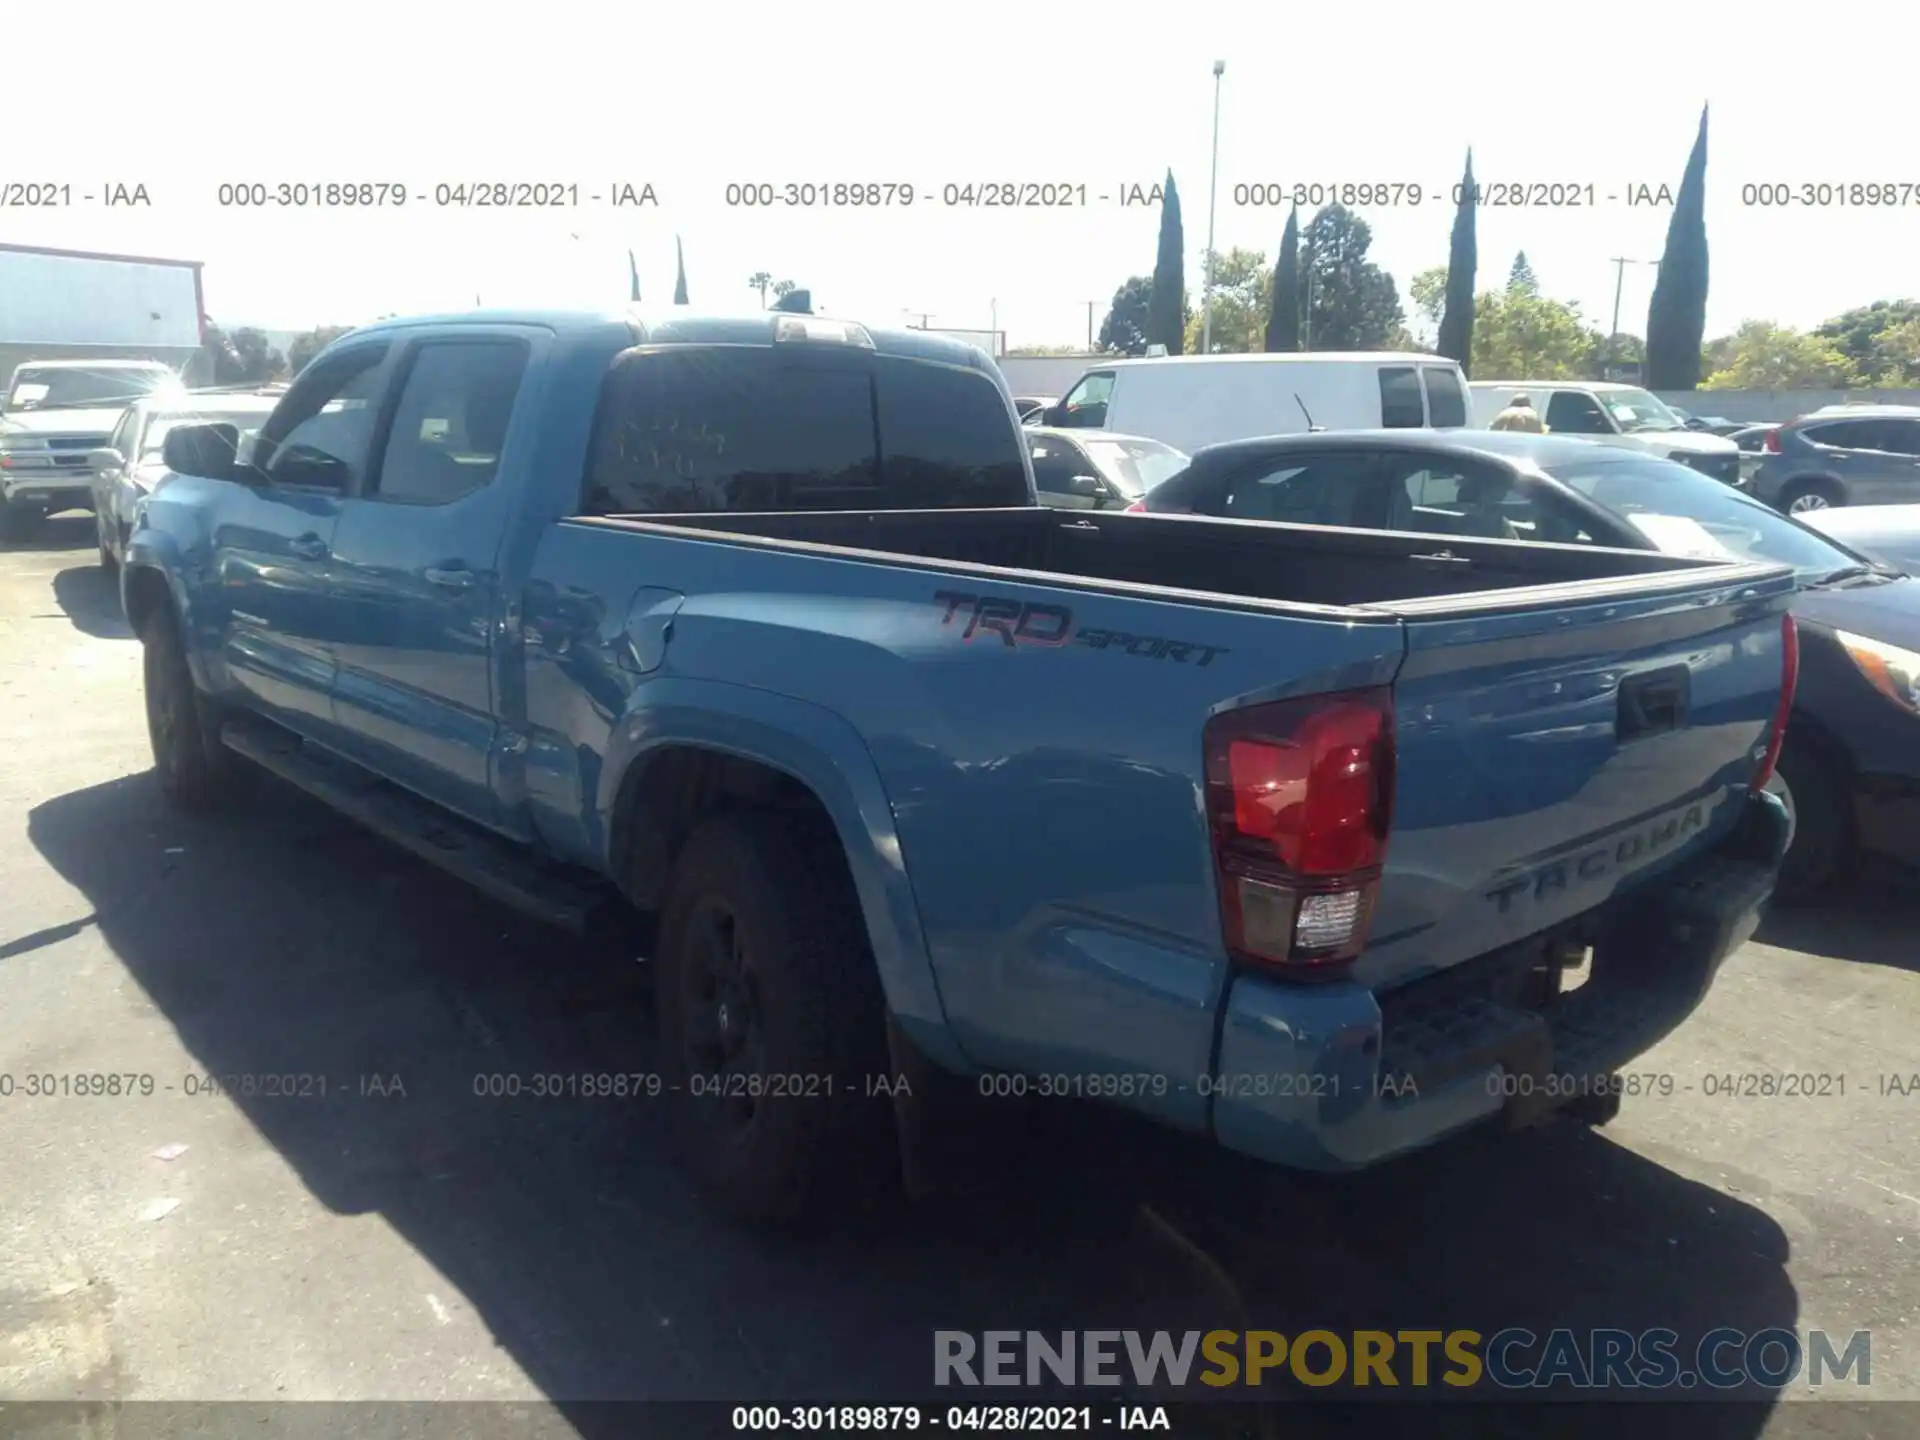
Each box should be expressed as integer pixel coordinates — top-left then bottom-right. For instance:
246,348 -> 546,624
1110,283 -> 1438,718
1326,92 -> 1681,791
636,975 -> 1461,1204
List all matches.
1,474 -> 94,507
1210,788 -> 1791,1171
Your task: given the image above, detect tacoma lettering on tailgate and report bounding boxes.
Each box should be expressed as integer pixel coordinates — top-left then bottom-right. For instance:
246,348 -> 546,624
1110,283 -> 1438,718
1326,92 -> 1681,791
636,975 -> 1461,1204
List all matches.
932,589 -> 1230,666
1486,802 -> 1706,914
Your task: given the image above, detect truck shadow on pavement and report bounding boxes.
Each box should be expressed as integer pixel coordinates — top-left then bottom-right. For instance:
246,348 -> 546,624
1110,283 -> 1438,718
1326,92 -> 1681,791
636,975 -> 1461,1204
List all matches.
50,562 -> 134,641
25,770 -> 1804,1437
1758,862 -> 1920,971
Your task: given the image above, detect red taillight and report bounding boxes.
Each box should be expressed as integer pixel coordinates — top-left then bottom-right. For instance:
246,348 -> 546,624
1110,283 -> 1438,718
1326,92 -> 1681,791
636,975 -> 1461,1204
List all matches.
1751,613 -> 1799,794
1762,428 -> 1782,454
1124,499 -> 1147,513
1204,688 -> 1396,978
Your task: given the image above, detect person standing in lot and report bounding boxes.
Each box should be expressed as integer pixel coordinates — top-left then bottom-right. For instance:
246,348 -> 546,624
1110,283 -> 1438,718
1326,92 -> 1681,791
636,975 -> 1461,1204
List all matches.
1489,393 -> 1547,433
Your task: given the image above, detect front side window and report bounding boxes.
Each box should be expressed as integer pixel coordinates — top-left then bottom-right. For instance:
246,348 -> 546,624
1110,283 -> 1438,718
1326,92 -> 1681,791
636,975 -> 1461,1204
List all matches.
1079,436 -> 1187,497
1599,388 -> 1684,433
105,408 -> 141,461
1219,452 -> 1381,526
1545,391 -> 1614,435
1055,372 -> 1114,428
373,342 -> 530,503
1379,367 -> 1425,428
1027,436 -> 1089,496
257,345 -> 390,490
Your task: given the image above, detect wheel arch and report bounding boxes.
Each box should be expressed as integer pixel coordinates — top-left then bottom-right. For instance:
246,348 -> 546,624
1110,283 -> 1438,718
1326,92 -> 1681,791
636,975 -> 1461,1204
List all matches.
598,679 -> 962,1068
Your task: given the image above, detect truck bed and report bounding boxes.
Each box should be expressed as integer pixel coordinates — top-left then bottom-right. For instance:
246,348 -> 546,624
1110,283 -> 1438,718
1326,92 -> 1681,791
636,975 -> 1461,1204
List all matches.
594,504 -> 1731,614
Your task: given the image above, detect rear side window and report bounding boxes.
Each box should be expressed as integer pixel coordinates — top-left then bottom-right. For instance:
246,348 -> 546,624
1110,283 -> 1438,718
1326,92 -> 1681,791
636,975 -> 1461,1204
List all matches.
1803,420 -> 1893,452
1421,366 -> 1468,428
1379,367 -> 1425,428
1218,452 -> 1381,526
582,347 -> 1026,514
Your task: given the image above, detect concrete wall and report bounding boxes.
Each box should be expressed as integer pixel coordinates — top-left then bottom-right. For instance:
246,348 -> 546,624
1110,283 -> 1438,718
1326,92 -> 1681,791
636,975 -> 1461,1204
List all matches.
995,355 -> 1920,426
1653,390 -> 1920,423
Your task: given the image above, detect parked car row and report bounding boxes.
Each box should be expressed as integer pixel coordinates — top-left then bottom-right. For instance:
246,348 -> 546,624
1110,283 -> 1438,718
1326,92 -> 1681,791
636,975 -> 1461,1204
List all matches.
104,306 -> 1797,1226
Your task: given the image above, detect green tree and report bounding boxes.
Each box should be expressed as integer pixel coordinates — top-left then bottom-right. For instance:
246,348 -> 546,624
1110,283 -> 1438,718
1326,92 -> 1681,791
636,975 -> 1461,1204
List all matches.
1098,275 -> 1154,354
1699,322 -> 1858,390
1301,204 -> 1405,350
1186,248 -> 1271,354
287,325 -> 353,375
1646,105 -> 1711,389
1006,343 -> 1086,357
1472,287 -> 1602,379
1409,266 -> 1448,328
230,327 -> 285,383
673,236 -> 689,305
198,323 -> 244,385
1592,331 -> 1646,380
1814,300 -> 1920,384
1507,250 -> 1538,295
1149,170 -> 1186,354
1437,151 -> 1478,373
1870,316 -> 1920,385
772,279 -> 797,301
748,271 -> 772,308
1264,205 -> 1301,352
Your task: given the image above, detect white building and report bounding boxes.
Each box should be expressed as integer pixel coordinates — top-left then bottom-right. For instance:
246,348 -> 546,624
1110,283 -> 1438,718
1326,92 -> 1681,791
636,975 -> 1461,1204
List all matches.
0,242 -> 207,384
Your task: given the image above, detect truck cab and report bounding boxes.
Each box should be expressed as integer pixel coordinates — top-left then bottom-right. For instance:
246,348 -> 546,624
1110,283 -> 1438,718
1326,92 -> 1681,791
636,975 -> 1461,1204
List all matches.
1469,380 -> 1743,486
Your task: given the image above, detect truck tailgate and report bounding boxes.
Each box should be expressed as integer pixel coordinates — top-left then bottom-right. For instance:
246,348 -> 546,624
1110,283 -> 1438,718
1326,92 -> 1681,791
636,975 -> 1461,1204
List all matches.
1359,563 -> 1797,994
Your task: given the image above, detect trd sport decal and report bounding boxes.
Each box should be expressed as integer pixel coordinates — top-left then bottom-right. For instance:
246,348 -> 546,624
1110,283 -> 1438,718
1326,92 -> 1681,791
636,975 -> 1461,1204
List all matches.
932,590 -> 1231,667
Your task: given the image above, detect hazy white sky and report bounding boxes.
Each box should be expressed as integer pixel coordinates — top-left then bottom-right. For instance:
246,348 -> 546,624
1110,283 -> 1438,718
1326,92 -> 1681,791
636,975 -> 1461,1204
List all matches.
8,0 -> 1917,347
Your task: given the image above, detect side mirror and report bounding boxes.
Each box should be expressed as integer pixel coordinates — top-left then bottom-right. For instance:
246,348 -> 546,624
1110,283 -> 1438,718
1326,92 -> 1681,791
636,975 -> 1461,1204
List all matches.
86,447 -> 123,477
1069,475 -> 1104,498
161,422 -> 241,481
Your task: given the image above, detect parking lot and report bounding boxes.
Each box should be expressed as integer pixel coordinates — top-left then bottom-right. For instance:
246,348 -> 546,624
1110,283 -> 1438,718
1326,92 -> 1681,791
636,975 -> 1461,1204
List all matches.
0,515 -> 1914,1437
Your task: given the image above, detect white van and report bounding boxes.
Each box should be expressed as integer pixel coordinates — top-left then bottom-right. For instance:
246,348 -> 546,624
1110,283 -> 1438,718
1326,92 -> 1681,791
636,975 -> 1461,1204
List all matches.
1038,353 -> 1470,455
1469,381 -> 1742,484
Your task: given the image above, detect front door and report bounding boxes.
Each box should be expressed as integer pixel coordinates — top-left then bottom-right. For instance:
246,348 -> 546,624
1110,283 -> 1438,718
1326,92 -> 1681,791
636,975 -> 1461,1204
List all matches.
325,332 -> 535,831
214,342 -> 394,738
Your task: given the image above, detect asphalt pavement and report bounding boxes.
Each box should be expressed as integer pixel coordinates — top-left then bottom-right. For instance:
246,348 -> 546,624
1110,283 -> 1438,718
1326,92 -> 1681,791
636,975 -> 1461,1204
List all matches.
0,515 -> 1914,1439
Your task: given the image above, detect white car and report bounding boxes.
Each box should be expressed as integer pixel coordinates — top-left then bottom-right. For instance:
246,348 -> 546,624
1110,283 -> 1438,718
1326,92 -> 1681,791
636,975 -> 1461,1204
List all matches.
1468,381 -> 1742,485
1039,352 -> 1472,455
88,391 -> 280,569
0,359 -> 185,537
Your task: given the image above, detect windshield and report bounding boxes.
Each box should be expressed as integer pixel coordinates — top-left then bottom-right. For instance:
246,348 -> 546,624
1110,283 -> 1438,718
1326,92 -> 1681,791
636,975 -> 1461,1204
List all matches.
7,366 -> 180,412
1601,388 -> 1684,433
1546,455 -> 1877,578
142,412 -> 269,461
1080,437 -> 1188,496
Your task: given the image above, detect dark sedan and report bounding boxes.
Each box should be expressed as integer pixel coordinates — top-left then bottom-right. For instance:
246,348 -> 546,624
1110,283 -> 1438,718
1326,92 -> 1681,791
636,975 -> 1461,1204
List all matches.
1137,428 -> 1920,897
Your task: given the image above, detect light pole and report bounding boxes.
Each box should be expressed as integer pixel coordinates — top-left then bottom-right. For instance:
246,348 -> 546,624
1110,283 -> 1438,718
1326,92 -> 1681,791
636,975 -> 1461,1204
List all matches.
1607,257 -> 1658,379
1201,60 -> 1224,355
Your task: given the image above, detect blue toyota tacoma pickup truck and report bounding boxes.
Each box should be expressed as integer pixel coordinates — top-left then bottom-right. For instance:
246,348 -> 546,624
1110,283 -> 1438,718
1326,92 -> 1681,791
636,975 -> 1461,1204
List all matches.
122,308 -> 1798,1223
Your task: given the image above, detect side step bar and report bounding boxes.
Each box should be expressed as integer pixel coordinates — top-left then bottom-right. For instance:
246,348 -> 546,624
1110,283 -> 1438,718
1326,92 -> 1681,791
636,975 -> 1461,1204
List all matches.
220,716 -> 630,940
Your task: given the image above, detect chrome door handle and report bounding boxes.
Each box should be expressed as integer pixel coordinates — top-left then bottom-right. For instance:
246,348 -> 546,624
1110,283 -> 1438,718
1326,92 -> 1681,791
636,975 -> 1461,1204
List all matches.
423,565 -> 476,590
289,533 -> 328,559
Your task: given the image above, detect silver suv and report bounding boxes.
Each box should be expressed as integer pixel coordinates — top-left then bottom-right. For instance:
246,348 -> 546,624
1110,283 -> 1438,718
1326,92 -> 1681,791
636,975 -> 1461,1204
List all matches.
1749,406 -> 1920,514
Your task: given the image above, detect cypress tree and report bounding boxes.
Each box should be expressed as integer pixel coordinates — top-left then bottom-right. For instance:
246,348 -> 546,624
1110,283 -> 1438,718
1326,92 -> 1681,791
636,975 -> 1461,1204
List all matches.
1436,150 -> 1477,373
673,237 -> 689,305
629,249 -> 642,303
1264,205 -> 1301,352
1148,171 -> 1185,354
1646,105 -> 1710,390
1508,251 -> 1538,294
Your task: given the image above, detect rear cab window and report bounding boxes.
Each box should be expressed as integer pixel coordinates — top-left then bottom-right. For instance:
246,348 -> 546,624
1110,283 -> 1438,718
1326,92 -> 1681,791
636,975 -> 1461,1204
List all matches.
1378,367 -> 1425,428
582,345 -> 1028,514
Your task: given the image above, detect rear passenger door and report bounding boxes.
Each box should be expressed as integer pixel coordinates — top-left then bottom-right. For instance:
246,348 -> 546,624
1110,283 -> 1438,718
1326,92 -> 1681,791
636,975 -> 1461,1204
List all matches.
324,329 -> 538,831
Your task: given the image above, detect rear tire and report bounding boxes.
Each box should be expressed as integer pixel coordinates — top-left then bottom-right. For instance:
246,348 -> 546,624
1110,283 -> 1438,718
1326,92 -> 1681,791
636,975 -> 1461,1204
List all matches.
1770,737 -> 1850,902
653,810 -> 895,1226
141,606 -> 237,811
1778,479 -> 1842,515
